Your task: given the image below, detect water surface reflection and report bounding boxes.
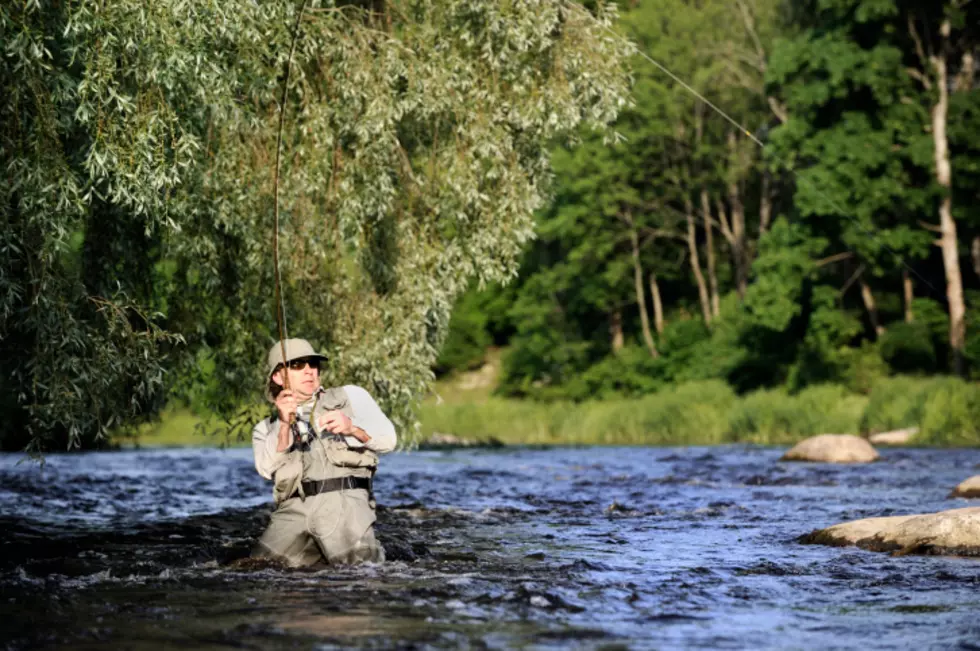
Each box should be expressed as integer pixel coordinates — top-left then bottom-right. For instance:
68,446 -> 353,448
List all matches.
2,446 -> 979,649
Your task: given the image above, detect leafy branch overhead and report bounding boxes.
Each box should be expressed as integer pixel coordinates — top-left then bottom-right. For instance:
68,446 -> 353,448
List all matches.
0,0 -> 631,451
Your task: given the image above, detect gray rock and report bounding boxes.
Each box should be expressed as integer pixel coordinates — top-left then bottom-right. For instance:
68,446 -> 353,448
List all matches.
868,427 -> 918,446
780,434 -> 879,464
949,475 -> 980,499
802,507 -> 980,557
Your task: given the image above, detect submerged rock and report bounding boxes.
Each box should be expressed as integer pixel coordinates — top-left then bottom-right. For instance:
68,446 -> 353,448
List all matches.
419,432 -> 504,449
801,507 -> 980,557
868,427 -> 919,446
780,434 -> 879,464
949,475 -> 980,499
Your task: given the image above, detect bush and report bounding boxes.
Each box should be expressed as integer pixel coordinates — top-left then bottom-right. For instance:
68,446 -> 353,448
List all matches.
918,378 -> 980,446
837,342 -> 890,394
420,380 -> 735,445
727,384 -> 866,444
619,380 -> 735,445
561,345 -> 667,401
879,321 -> 938,374
421,376 -> 980,448
859,375 -> 945,434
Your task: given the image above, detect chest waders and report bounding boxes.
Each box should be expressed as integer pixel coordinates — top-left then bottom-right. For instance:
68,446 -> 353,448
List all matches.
255,387 -> 384,566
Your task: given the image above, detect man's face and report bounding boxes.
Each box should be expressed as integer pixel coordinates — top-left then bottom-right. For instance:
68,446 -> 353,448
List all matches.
272,357 -> 321,400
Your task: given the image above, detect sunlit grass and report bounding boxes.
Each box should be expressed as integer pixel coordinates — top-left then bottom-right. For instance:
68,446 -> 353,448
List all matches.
118,372 -> 980,448
116,408 -> 250,448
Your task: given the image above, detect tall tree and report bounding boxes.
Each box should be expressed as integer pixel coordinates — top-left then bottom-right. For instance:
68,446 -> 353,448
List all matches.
769,0 -> 978,373
901,0 -> 978,373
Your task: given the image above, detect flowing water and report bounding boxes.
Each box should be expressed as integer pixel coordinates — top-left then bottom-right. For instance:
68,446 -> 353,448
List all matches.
2,445 -> 980,649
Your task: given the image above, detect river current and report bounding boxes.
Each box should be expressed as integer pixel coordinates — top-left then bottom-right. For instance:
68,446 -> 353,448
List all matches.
1,445 -> 979,649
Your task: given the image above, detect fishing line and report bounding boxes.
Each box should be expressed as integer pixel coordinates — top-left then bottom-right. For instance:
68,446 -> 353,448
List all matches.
565,1 -> 945,302
273,0 -> 312,387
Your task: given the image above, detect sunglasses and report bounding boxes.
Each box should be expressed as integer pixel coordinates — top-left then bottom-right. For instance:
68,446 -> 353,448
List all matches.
285,358 -> 320,371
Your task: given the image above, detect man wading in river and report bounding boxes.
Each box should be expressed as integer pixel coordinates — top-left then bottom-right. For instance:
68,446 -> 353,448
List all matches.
251,338 -> 397,566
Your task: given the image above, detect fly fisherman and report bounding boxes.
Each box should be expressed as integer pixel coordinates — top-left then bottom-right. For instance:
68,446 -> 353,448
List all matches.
251,338 -> 397,566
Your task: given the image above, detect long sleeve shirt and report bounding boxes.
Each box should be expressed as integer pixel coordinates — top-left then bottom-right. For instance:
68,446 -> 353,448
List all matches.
251,384 -> 397,481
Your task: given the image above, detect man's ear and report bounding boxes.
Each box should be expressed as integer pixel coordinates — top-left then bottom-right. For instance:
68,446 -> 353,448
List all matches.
272,370 -> 285,387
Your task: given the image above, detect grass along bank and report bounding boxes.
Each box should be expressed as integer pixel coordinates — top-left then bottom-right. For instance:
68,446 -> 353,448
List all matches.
122,372 -> 980,448
115,407 -> 256,448
420,375 -> 980,447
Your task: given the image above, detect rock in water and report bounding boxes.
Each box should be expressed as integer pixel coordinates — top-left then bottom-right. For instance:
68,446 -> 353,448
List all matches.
802,507 -> 980,557
780,434 -> 879,464
949,475 -> 980,499
802,515 -> 920,546
868,427 -> 918,446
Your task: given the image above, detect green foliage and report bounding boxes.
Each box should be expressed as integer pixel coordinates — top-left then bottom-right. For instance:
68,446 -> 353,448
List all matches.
727,384 -> 867,444
918,378 -> 980,446
435,292 -> 492,374
1,0 -> 630,451
435,281 -> 516,375
562,346 -> 668,401
860,375 -> 945,433
836,342 -> 890,394
421,380 -> 735,445
879,321 -> 938,373
744,220 -> 826,331
788,284 -> 865,390
862,375 -> 980,446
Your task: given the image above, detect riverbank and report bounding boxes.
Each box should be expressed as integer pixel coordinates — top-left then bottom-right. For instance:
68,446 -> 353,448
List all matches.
420,375 -> 980,447
123,375 -> 979,448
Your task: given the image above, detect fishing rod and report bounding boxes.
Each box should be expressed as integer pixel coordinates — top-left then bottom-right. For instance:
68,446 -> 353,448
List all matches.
272,0 -> 312,400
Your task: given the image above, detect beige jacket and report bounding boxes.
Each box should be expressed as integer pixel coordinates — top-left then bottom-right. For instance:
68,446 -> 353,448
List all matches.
251,385 -> 397,503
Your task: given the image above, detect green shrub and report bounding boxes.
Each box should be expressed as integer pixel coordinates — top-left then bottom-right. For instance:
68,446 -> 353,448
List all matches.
727,384 -> 866,444
562,345 -> 667,401
859,375 -> 944,434
836,342 -> 890,394
420,380 -> 735,445
624,380 -> 734,445
918,378 -> 980,446
879,321 -> 938,374
419,397 -> 572,444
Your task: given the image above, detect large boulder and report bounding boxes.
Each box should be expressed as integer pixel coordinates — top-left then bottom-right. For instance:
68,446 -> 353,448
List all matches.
801,515 -> 919,546
868,427 -> 918,446
802,507 -> 980,557
780,434 -> 879,464
950,475 -> 980,499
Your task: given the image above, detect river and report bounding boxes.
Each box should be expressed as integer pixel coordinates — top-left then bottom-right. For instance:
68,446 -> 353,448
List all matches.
1,445 -> 979,649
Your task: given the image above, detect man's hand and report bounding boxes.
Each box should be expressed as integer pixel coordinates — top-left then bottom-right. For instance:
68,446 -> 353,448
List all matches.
317,409 -> 353,435
317,410 -> 372,443
275,390 -> 298,425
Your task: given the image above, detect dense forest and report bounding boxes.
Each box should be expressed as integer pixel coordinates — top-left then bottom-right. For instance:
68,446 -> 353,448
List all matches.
3,0 -> 980,451
439,0 -> 980,407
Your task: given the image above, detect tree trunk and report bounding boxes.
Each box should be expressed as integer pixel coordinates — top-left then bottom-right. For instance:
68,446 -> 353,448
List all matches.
649,273 -> 664,336
759,170 -> 773,236
859,279 -> 885,337
903,270 -> 914,323
628,221 -> 659,358
610,309 -> 624,354
702,189 -> 721,318
972,236 -> 980,281
685,196 -> 712,325
727,131 -> 748,299
931,21 -> 966,375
